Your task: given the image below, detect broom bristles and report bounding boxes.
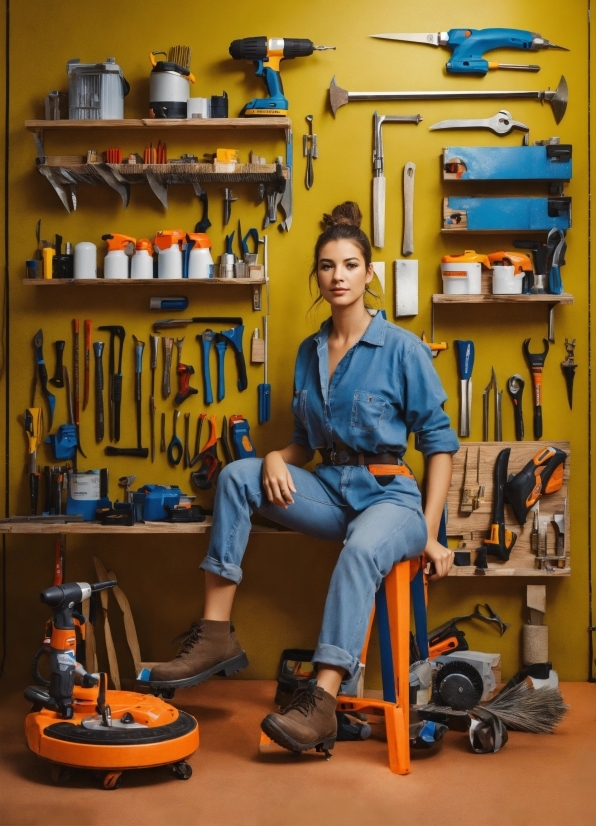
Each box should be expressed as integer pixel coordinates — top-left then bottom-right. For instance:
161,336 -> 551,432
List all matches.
479,679 -> 569,734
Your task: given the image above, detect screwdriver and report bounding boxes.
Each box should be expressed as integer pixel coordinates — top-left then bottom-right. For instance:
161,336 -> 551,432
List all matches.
454,340 -> 474,438
258,316 -> 271,423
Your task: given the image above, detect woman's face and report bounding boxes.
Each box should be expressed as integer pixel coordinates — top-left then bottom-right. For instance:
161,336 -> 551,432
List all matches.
316,239 -> 373,309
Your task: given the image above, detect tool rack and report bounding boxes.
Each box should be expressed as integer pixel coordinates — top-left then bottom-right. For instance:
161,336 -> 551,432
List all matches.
446,441 -> 570,577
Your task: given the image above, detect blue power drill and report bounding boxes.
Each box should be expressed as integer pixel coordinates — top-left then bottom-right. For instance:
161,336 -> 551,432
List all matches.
229,37 -> 335,115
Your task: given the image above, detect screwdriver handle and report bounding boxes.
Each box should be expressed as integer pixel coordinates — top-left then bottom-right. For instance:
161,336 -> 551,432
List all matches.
454,340 -> 474,380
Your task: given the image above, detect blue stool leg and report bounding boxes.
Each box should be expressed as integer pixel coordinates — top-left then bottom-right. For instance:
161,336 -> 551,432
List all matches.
375,581 -> 397,703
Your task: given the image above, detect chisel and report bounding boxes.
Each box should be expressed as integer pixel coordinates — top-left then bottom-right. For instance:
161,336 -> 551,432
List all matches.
72,319 -> 85,456
258,316 -> 271,423
454,340 -> 474,438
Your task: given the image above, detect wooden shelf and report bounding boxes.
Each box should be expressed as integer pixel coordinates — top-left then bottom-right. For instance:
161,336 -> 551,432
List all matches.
447,565 -> 570,577
433,293 -> 573,305
0,519 -> 289,536
23,277 -> 265,287
38,160 -> 289,185
26,118 -> 291,132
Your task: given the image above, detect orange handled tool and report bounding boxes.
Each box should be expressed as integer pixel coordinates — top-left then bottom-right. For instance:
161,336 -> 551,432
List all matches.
523,338 -> 549,439
504,445 -> 567,526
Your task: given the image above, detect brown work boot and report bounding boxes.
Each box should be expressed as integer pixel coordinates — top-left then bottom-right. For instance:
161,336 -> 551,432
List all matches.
261,680 -> 337,757
148,619 -> 248,689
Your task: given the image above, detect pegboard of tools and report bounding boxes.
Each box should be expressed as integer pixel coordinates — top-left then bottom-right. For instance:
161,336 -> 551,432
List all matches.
446,441 -> 570,577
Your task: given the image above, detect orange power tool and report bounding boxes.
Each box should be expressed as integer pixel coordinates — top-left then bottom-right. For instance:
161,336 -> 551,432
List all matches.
504,445 -> 567,526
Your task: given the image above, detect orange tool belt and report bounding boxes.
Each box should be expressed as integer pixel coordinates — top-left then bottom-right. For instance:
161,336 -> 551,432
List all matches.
367,463 -> 415,479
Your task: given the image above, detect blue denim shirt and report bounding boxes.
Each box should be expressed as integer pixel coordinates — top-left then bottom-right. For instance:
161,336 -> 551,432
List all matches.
291,312 -> 459,466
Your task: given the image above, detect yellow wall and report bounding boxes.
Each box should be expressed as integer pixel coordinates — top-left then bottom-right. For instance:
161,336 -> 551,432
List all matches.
1,0 -> 592,684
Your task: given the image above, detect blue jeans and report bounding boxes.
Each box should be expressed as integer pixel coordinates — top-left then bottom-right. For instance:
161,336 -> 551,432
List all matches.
200,459 -> 428,678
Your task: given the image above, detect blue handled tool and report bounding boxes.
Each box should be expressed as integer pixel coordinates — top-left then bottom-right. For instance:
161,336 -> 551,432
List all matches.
229,37 -> 335,116
455,340 -> 474,438
215,335 -> 228,402
239,221 -> 260,259
33,329 -> 56,431
230,415 -> 257,459
198,331 -> 215,405
220,325 -> 247,391
370,28 -> 568,75
258,316 -> 270,423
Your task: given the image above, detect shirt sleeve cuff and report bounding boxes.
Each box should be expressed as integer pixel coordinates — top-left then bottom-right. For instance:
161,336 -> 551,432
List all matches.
415,428 -> 460,457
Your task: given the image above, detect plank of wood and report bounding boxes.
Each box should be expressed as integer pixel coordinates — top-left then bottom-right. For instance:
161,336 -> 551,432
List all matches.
26,117 -> 291,131
447,441 -> 570,576
433,293 -> 573,305
23,277 -> 265,286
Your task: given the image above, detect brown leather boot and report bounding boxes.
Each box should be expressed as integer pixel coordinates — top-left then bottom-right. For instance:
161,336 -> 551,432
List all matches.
261,680 -> 337,757
149,620 -> 248,689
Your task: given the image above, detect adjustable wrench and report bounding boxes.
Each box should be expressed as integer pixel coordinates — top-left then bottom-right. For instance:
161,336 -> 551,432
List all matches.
429,109 -> 529,135
523,338 -> 549,439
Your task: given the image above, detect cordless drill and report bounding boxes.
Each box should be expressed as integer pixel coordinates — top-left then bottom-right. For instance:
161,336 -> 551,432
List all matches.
228,37 -> 335,115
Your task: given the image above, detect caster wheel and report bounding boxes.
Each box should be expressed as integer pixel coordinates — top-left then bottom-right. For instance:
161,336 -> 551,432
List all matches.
171,761 -> 192,780
161,688 -> 176,700
50,763 -> 70,785
102,771 -> 122,790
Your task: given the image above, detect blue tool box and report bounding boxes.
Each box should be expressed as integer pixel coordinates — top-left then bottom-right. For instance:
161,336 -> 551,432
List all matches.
443,197 -> 571,232
443,145 -> 572,182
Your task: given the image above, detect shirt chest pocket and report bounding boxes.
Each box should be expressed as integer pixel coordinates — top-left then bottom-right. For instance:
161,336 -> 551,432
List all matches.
292,389 -> 308,424
350,390 -> 388,432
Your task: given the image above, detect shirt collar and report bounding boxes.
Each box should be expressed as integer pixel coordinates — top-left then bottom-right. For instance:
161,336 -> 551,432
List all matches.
313,310 -> 386,347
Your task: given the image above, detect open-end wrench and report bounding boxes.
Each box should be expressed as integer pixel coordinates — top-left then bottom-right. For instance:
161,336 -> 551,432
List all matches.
429,109 -> 529,135
523,338 -> 549,439
507,375 -> 525,441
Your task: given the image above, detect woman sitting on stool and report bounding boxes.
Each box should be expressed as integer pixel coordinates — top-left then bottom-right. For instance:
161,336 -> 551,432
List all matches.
150,201 -> 459,757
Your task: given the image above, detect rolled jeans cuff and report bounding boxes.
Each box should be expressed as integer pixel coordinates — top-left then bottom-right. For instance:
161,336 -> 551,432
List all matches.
313,643 -> 360,679
199,556 -> 243,585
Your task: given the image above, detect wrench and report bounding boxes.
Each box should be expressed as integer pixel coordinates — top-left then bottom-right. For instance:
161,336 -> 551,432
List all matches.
429,109 -> 529,135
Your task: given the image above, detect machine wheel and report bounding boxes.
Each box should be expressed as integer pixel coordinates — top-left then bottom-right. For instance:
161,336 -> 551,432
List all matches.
50,763 -> 71,785
171,761 -> 192,780
102,771 -> 123,790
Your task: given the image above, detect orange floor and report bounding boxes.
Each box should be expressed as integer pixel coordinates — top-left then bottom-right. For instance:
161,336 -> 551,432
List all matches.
0,679 -> 595,826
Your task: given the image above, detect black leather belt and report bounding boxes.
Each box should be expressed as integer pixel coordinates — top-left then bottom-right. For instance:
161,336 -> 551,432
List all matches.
319,447 -> 402,467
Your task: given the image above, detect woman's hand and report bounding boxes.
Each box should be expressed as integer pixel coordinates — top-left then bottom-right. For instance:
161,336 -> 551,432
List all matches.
262,451 -> 297,509
423,537 -> 454,581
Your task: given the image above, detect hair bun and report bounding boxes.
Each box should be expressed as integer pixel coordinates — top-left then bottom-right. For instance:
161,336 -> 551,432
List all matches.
322,201 -> 362,229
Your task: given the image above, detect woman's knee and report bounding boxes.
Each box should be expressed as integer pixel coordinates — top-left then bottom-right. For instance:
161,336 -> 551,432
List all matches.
217,457 -> 263,491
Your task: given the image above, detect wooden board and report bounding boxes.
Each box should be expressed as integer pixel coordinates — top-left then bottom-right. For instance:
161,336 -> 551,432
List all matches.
446,441 -> 570,577
0,519 -> 289,535
432,293 -> 573,305
26,118 -> 291,131
23,277 -> 265,286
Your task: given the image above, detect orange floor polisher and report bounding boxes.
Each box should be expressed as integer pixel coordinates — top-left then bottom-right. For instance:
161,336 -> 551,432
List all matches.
24,579 -> 199,790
